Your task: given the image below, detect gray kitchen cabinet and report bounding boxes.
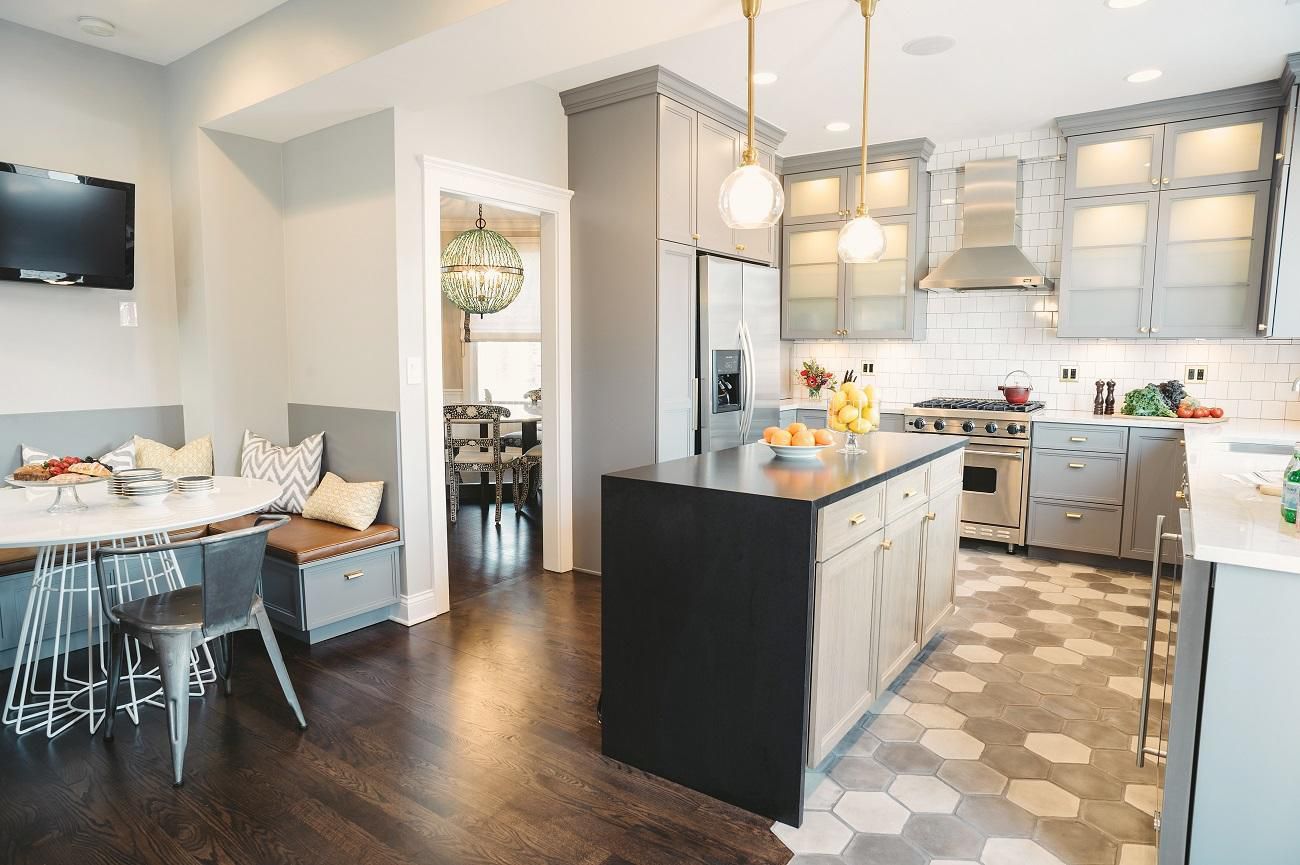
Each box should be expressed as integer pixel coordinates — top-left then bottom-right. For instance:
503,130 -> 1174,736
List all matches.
696,113 -> 740,255
1029,449 -> 1127,506
657,97 -> 697,247
782,221 -> 844,339
796,407 -> 828,428
1058,193 -> 1159,338
1028,423 -> 1128,557
1150,180 -> 1272,339
875,506 -> 925,696
843,213 -> 927,339
1161,109 -> 1280,190
1120,427 -> 1184,563
656,241 -> 697,463
918,482 -> 960,647
1027,498 -> 1123,557
1261,54 -> 1300,338
735,145 -> 779,265
807,530 -> 881,767
849,159 -> 922,218
784,167 -> 850,225
1065,125 -> 1166,198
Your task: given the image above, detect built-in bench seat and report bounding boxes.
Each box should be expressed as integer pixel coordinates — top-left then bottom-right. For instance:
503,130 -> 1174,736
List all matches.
208,515 -> 402,644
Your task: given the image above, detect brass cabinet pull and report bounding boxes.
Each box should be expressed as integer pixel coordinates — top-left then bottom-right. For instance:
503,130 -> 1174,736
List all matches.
691,233 -> 700,241
344,570 -> 365,581
903,490 -> 918,498
1065,513 -> 1083,520
1175,490 -> 1186,500
1069,436 -> 1087,442
849,513 -> 868,526
1068,462 -> 1086,469
1150,178 -> 1160,185
1151,327 -> 1161,333
1162,177 -> 1170,184
881,539 -> 893,550
1139,326 -> 1150,333
735,243 -> 747,252
925,512 -> 936,521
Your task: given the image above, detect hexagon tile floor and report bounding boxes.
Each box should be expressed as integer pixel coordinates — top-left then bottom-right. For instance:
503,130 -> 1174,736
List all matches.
773,547 -> 1170,865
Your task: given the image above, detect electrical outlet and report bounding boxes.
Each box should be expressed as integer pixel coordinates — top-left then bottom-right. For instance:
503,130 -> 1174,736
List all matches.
861,361 -> 875,375
1185,366 -> 1207,384
1059,366 -> 1078,382
118,301 -> 137,327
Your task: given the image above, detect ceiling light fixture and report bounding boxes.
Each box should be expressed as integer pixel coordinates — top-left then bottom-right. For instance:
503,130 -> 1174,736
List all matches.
718,0 -> 785,230
76,16 -> 116,37
440,203 -> 525,339
826,121 -> 851,132
902,35 -> 956,56
1126,68 -> 1163,83
1104,0 -> 1149,8
753,71 -> 778,85
838,0 -> 887,265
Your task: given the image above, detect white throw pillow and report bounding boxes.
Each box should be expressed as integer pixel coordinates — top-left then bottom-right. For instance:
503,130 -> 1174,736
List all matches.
134,435 -> 214,476
23,439 -> 136,472
301,472 -> 384,531
239,430 -> 324,513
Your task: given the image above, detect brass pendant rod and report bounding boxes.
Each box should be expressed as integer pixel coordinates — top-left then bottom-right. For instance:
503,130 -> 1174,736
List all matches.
741,0 -> 761,165
857,0 -> 877,218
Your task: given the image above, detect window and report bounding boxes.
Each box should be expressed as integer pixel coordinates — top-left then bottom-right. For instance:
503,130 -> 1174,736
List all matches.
465,236 -> 542,406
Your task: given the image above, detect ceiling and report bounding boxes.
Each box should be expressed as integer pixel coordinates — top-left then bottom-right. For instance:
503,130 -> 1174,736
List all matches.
441,194 -> 541,234
541,0 -> 1300,155
0,0 -> 291,65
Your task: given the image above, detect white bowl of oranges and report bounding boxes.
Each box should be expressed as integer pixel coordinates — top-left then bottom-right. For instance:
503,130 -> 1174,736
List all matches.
761,422 -> 835,459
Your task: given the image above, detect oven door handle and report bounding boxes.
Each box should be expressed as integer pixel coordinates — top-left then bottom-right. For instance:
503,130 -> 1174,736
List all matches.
965,449 -> 1024,460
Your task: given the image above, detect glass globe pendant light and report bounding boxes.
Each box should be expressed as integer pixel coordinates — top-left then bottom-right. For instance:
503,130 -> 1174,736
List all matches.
838,0 -> 887,264
440,204 -> 525,341
718,0 -> 784,230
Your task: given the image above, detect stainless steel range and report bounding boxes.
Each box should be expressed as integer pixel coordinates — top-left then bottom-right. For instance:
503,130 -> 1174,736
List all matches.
904,398 -> 1045,550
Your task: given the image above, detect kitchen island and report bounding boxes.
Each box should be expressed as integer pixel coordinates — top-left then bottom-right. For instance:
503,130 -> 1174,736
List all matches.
601,433 -> 966,826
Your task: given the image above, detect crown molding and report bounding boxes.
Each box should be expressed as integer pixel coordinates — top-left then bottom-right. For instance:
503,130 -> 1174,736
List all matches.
559,65 -> 787,149
1056,79 -> 1286,138
779,138 -> 935,174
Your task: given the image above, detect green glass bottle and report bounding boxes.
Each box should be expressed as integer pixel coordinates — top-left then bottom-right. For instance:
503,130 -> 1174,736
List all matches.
1283,443 -> 1300,525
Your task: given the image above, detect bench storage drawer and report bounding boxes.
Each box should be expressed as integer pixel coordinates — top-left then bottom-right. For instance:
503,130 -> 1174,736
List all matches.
302,546 -> 400,630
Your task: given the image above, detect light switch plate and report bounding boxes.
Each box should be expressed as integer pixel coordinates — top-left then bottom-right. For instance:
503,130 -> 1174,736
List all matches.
118,302 -> 138,327
1185,366 -> 1207,384
406,356 -> 424,385
1059,366 -> 1078,382
861,362 -> 875,374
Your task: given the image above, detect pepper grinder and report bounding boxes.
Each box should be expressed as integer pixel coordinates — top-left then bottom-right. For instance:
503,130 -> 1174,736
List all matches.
1104,379 -> 1117,415
1093,380 -> 1105,415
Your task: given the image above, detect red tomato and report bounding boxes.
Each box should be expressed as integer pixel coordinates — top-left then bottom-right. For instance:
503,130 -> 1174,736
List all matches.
1176,405 -> 1194,418
1192,407 -> 1209,419
1208,407 -> 1224,418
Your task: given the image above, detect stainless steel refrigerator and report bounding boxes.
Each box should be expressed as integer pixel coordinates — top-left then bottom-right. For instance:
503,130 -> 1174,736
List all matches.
698,256 -> 782,453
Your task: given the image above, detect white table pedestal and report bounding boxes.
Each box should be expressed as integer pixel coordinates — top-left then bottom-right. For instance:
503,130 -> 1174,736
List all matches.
2,533 -> 216,738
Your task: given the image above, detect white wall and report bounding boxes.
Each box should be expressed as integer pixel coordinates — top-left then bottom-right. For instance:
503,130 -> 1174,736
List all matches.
282,110 -> 398,412
0,21 -> 179,415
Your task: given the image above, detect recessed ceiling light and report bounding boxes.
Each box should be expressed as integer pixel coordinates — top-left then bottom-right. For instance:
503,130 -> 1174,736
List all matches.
826,121 -> 851,132
1105,0 -> 1149,8
752,71 -> 778,85
1126,68 -> 1163,83
902,35 -> 956,57
76,16 -> 116,37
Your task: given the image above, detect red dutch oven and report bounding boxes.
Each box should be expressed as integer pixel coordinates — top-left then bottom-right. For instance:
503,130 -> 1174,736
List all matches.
998,370 -> 1034,405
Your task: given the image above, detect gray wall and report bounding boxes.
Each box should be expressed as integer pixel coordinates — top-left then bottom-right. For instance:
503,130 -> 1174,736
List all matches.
288,403 -> 402,528
0,405 -> 185,475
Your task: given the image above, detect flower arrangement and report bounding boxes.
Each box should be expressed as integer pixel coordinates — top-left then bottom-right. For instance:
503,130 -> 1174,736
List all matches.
799,360 -> 836,398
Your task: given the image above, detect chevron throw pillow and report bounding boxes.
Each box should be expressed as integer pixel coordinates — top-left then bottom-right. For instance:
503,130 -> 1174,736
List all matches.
23,438 -> 136,472
239,430 -> 324,513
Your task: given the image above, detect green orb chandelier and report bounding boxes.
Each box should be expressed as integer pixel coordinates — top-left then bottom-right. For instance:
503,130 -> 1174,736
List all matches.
440,204 -> 525,323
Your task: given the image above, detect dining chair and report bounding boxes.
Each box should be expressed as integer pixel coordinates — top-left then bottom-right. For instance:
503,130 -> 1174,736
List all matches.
95,515 -> 307,786
444,403 -> 528,525
515,444 -> 543,511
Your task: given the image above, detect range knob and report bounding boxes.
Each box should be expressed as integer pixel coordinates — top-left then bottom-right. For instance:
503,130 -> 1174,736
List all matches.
911,418 -> 927,430
1007,422 -> 1024,435
985,422 -> 999,434
933,419 -> 947,431
961,421 -> 976,433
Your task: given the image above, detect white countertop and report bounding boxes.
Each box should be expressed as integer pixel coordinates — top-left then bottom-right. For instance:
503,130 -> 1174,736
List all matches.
1182,421 -> 1300,574
1033,409 -> 1229,430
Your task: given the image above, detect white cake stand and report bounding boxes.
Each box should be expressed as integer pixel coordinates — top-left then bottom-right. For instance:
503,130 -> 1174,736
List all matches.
5,474 -> 110,514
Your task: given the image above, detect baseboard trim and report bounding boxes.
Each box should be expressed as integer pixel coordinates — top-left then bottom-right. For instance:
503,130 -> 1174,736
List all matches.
572,565 -> 601,577
391,589 -> 445,625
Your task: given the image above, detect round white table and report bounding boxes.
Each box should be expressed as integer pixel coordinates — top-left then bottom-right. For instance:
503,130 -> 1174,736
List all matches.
0,477 -> 279,737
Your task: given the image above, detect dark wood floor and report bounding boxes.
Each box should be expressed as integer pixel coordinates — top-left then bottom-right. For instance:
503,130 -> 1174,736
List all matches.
1,510 -> 790,865
447,490 -> 543,605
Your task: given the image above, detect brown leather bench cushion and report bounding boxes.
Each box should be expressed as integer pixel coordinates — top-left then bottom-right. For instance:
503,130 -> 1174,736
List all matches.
0,524 -> 210,578
207,515 -> 400,566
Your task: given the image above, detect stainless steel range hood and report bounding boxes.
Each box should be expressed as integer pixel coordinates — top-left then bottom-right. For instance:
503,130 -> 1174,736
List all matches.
919,156 -> 1052,292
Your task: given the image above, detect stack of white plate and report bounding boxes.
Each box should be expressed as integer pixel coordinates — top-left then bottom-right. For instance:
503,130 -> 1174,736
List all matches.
110,468 -> 163,497
175,475 -> 215,498
120,478 -> 175,507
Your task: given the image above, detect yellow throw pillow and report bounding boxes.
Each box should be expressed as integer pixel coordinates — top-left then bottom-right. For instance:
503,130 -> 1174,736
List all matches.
134,435 -> 214,476
301,472 -> 384,531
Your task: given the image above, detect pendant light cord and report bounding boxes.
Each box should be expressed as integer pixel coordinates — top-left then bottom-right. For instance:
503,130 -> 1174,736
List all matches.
857,0 -> 878,218
742,0 -> 761,165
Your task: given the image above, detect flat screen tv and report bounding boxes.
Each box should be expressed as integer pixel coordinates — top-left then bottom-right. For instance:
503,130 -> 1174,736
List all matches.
0,162 -> 134,290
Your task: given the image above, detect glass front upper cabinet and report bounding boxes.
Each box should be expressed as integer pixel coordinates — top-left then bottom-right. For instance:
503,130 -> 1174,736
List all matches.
844,217 -> 913,337
784,168 -> 848,225
1066,126 -> 1165,198
1161,110 -> 1279,190
781,222 -> 843,338
848,161 -> 918,218
1058,193 -> 1159,338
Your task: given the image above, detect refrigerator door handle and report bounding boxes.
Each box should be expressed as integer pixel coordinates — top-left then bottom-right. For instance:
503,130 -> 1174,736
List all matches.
1138,513 -> 1180,768
740,321 -> 757,442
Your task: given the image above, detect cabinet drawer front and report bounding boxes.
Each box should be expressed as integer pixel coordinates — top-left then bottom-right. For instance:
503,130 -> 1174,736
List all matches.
260,556 -> 305,630
1030,449 -> 1126,505
929,450 -> 964,494
817,486 -> 885,562
1028,498 -> 1123,556
302,547 -> 399,630
1033,423 -> 1129,454
885,464 -> 929,521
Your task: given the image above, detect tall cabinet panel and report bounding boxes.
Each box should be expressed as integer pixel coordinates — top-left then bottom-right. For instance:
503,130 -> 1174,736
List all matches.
875,507 -> 925,697
1058,193 -> 1159,338
656,242 -> 697,463
695,114 -> 741,255
918,483 -> 960,647
1120,428 -> 1184,563
657,97 -> 698,247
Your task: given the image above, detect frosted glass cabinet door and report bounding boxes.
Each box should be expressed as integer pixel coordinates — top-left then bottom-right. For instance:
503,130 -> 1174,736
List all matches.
844,217 -> 913,338
1151,181 -> 1271,338
782,222 -> 844,339
1161,110 -> 1279,190
1066,126 -> 1165,198
1058,193 -> 1159,338
784,168 -> 848,225
848,160 -> 918,217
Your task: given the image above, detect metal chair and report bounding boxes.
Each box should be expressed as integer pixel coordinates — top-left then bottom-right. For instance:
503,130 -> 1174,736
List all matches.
444,403 -> 528,525
94,515 -> 307,786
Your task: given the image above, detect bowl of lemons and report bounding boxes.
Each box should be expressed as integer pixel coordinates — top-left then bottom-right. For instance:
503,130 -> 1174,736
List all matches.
828,381 -> 879,436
